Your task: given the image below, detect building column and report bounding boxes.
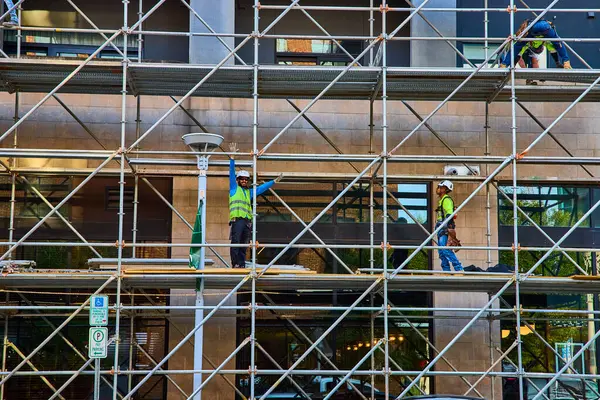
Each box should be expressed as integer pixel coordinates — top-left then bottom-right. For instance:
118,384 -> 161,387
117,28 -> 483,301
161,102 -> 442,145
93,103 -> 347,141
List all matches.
410,0 -> 457,67
189,0 -> 235,64
433,185 -> 502,399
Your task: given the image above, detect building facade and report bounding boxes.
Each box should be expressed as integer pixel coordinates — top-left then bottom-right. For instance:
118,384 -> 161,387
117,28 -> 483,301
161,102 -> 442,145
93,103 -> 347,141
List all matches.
0,1 -> 599,399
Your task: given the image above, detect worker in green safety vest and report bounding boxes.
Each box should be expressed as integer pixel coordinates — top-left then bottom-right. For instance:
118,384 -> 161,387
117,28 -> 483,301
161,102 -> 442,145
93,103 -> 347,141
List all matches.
435,180 -> 463,272
228,143 -> 283,268
500,19 -> 571,70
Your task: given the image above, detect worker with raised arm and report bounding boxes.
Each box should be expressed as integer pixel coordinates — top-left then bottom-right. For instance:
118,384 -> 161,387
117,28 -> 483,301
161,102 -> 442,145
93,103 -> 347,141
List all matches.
435,181 -> 463,272
228,143 -> 283,268
500,19 -> 571,69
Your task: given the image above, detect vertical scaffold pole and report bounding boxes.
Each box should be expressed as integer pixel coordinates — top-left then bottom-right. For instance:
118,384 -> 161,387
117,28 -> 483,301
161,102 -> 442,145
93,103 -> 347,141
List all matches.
137,0 -> 143,62
0,293 -> 8,400
509,2 -> 525,400
381,1 -> 390,397
113,0 -> 129,398
250,1 -> 260,399
127,289 -> 135,394
369,0 -> 374,66
369,17 -> 376,392
8,90 -> 19,261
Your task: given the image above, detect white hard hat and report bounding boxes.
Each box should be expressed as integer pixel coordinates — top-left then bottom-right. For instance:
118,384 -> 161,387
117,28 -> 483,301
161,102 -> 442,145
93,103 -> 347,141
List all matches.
236,170 -> 250,179
438,180 -> 454,192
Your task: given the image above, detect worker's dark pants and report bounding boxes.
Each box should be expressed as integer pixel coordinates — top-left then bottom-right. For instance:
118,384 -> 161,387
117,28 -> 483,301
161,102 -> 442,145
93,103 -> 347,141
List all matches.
230,218 -> 251,268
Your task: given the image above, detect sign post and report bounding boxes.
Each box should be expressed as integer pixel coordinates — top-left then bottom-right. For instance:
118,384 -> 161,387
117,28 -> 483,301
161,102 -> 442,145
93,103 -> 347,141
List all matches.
89,295 -> 109,400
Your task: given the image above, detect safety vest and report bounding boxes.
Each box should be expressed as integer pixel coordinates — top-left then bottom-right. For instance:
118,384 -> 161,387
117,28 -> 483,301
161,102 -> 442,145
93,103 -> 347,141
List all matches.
229,186 -> 252,220
436,195 -> 455,222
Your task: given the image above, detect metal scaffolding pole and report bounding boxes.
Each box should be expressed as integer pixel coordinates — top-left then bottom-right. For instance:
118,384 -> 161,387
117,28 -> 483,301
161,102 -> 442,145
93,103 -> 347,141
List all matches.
508,4 -> 526,398
7,341 -> 66,400
112,0 -> 129,397
0,294 -> 8,400
381,2 -> 390,397
0,276 -> 115,386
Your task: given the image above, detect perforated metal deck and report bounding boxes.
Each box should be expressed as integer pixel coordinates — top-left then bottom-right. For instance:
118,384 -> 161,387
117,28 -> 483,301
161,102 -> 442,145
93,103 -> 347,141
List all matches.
0,58 -> 598,101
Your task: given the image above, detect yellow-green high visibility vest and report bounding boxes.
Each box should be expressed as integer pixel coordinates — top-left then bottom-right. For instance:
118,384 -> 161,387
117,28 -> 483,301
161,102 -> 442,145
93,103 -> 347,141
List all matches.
229,186 -> 252,220
436,194 -> 454,221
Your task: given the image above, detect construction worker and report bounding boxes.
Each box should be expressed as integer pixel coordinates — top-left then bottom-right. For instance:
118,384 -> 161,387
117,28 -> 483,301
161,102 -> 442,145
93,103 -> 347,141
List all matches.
2,0 -> 19,27
500,19 -> 571,69
435,181 -> 463,272
228,143 -> 283,268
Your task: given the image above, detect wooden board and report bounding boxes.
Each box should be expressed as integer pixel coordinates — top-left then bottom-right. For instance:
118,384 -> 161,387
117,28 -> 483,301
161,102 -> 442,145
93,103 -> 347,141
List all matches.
123,267 -> 316,275
571,275 -> 600,281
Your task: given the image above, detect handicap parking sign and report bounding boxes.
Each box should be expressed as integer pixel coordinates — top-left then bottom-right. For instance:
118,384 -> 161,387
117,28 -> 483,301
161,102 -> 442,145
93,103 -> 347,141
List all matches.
90,295 -> 109,326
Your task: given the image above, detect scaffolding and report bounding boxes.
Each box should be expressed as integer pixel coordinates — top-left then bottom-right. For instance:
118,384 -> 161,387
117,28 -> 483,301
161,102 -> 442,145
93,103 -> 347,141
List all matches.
0,0 -> 599,399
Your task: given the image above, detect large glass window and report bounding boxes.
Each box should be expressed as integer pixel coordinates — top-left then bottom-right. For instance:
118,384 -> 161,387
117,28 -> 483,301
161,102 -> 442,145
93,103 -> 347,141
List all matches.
237,291 -> 431,399
275,39 -> 364,66
499,185 -> 591,228
257,181 -> 429,226
500,290 -> 599,400
255,181 -> 431,273
0,176 -> 173,267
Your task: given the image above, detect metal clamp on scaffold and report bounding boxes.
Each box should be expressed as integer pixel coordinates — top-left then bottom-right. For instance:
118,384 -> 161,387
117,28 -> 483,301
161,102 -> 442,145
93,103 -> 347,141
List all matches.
380,242 -> 392,251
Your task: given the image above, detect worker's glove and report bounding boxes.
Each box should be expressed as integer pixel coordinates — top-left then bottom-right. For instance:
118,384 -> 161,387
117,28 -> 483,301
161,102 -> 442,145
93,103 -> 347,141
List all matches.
274,173 -> 284,183
563,60 -> 572,70
499,64 -> 507,68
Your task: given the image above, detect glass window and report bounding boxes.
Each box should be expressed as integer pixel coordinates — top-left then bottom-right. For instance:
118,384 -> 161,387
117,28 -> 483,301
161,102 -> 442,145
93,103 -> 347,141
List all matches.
592,189 -> 600,228
461,42 -> 502,67
396,183 -> 428,225
499,185 -> 591,228
57,52 -> 90,59
257,181 -> 429,226
276,39 -> 362,55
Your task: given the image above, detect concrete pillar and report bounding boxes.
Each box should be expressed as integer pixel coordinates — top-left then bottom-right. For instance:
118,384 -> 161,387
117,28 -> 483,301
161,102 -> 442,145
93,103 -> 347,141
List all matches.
432,186 -> 501,399
410,0 -> 457,67
189,0 -> 235,64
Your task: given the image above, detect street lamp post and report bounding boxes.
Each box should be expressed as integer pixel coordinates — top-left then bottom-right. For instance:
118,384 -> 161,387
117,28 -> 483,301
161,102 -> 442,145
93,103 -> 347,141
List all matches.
182,133 -> 224,400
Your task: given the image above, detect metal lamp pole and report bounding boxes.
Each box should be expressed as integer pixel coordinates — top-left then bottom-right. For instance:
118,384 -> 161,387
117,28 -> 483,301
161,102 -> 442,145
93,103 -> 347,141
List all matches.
182,133 -> 224,400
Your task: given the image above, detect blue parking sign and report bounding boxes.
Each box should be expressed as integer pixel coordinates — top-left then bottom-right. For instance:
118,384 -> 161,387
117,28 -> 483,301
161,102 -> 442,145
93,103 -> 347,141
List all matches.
90,295 -> 109,326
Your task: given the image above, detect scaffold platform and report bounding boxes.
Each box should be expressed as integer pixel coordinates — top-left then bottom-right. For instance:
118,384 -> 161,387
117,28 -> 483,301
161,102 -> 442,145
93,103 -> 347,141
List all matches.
1,269 -> 599,294
1,58 -> 599,101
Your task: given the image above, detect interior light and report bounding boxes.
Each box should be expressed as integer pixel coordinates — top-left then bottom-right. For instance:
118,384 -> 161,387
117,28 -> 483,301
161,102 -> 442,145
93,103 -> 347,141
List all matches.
520,324 -> 535,336
398,335 -> 405,342
353,346 -> 358,351
358,342 -> 364,348
389,336 -> 396,342
501,330 -> 510,339
346,345 -> 351,351
365,342 -> 371,348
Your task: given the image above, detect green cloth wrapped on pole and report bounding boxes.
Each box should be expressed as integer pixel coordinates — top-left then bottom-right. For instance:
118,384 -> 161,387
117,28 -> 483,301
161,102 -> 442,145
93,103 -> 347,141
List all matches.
189,200 -> 203,270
